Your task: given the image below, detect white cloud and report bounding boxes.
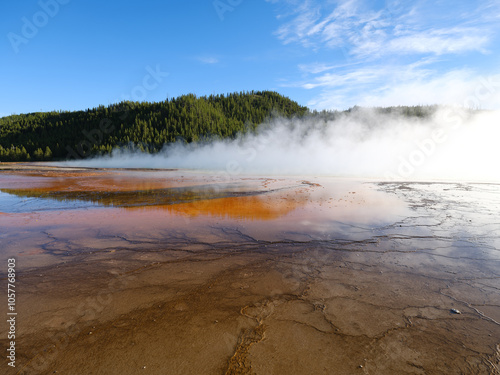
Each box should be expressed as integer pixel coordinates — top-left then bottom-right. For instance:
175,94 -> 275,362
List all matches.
275,0 -> 386,51
294,59 -> 434,90
197,56 -> 219,64
272,0 -> 495,57
387,28 -> 490,55
298,62 -> 359,74
306,69 -> 500,110
357,71 -> 500,109
275,1 -> 323,47
300,68 -> 383,89
269,0 -> 500,110
298,62 -> 334,74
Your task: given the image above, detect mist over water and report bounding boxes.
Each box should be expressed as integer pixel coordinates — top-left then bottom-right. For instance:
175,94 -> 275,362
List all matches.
62,107 -> 500,182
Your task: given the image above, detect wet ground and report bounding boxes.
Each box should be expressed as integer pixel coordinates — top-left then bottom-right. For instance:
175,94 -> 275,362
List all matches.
0,163 -> 499,374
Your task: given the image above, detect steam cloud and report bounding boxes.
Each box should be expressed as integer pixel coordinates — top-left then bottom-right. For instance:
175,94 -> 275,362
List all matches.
61,107 -> 500,182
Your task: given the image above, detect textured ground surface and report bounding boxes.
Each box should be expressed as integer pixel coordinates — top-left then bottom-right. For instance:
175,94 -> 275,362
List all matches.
0,164 -> 499,374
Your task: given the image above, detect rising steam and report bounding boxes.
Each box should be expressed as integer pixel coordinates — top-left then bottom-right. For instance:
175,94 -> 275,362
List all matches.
61,107 -> 500,182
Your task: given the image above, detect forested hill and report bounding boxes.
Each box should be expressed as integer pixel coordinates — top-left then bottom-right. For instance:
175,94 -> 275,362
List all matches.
0,91 -> 308,161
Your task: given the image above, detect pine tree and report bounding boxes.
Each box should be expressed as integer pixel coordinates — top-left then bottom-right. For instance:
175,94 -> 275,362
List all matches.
34,148 -> 44,160
44,146 -> 52,160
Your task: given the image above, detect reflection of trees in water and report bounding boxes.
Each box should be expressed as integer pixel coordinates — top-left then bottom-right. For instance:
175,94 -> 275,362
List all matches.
1,185 -> 237,207
0,184 -> 307,220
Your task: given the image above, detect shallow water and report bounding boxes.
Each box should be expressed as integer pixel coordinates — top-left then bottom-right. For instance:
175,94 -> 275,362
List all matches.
0,164 -> 499,374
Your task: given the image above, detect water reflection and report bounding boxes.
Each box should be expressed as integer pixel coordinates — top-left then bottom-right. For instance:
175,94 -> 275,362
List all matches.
0,167 -> 316,223
1,184 -> 255,210
0,190 -> 101,212
0,170 -> 410,227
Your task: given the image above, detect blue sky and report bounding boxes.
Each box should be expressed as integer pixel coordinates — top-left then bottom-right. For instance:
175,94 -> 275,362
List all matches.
1,0 -> 500,116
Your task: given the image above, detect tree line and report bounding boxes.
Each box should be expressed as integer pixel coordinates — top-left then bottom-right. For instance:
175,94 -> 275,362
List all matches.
0,90 -> 442,162
0,91 -> 308,161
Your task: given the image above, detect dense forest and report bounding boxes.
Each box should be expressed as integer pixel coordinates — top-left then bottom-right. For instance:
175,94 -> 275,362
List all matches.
0,90 -> 439,162
0,91 -> 308,161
